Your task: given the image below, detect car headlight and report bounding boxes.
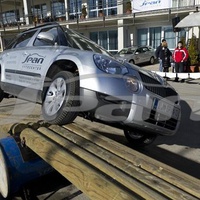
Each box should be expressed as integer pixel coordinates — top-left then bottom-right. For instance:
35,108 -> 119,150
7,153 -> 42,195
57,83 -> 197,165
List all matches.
93,54 -> 128,75
124,76 -> 140,92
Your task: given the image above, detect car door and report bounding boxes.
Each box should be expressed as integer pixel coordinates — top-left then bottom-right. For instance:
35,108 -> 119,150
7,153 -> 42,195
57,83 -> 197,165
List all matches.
142,47 -> 151,62
134,48 -> 143,64
1,30 -> 37,95
17,27 -> 60,92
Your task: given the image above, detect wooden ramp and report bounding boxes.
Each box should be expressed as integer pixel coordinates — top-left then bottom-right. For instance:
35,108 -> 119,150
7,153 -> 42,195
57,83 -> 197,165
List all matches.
3,121 -> 200,200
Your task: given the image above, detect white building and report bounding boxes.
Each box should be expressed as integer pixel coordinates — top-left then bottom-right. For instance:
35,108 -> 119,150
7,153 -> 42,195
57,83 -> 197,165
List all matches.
0,0 -> 200,53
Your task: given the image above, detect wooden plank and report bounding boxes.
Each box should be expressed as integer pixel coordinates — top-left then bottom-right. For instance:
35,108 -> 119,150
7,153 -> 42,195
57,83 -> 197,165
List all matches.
36,127 -> 166,200
21,128 -> 140,200
64,123 -> 200,199
48,125 -> 199,200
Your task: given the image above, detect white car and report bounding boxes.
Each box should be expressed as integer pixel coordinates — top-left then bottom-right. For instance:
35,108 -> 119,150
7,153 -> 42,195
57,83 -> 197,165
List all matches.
115,46 -> 155,65
0,23 -> 181,147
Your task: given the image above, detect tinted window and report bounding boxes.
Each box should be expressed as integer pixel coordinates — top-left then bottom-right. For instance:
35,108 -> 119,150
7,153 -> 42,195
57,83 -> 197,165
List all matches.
136,48 -> 142,54
63,27 -> 111,56
6,30 -> 37,49
142,47 -> 148,52
57,27 -> 68,46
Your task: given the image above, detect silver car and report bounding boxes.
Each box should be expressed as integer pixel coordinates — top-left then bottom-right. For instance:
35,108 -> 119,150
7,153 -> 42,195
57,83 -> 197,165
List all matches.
0,23 -> 180,147
115,46 -> 155,65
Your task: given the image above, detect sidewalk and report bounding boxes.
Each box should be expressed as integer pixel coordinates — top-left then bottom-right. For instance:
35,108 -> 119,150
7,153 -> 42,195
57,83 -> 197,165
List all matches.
142,63 -> 160,71
142,63 -> 174,72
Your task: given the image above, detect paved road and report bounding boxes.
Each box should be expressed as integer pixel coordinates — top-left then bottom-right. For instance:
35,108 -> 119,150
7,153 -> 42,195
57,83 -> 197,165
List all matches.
0,63 -> 199,199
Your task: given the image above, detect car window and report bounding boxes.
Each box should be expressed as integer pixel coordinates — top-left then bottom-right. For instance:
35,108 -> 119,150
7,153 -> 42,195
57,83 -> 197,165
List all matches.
119,48 -> 134,55
6,30 -> 37,49
142,47 -> 148,52
33,27 -> 59,46
136,48 -> 142,54
148,46 -> 154,51
63,27 -> 112,56
57,26 -> 69,46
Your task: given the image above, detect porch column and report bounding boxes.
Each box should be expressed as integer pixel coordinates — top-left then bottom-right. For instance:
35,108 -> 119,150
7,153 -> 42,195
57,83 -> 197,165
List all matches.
118,19 -> 125,50
23,0 -> 32,25
64,0 -> 69,20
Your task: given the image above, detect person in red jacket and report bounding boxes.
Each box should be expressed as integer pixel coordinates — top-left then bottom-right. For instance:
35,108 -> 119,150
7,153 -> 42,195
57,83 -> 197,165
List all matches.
173,41 -> 189,81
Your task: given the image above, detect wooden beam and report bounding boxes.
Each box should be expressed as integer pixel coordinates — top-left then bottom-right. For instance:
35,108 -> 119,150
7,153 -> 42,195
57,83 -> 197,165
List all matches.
19,123 -> 200,200
64,122 -> 200,199
21,128 -> 142,200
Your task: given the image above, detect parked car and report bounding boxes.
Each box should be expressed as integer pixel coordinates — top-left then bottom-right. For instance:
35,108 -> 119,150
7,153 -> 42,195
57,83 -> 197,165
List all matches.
0,23 -> 180,148
115,46 -> 155,65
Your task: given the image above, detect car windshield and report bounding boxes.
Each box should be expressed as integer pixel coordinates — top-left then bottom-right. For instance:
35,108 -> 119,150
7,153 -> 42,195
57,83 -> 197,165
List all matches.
62,26 -> 112,57
118,47 -> 137,55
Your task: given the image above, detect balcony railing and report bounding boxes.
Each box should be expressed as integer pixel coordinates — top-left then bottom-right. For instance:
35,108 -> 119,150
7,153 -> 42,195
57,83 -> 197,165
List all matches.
1,0 -> 200,30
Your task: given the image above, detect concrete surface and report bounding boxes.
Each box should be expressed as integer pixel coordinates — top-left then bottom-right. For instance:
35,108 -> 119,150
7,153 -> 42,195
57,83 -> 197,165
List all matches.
0,63 -> 200,199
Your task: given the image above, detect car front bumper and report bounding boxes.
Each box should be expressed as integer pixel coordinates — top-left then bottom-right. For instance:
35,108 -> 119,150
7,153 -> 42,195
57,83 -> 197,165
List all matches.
123,95 -> 181,136
80,86 -> 180,136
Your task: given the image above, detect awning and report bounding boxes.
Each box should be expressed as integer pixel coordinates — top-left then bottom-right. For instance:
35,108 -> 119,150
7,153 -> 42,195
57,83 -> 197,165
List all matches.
175,12 -> 200,28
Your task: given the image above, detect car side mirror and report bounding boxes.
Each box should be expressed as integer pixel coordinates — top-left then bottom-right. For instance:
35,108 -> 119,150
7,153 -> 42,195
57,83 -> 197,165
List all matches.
37,32 -> 55,45
135,52 -> 139,55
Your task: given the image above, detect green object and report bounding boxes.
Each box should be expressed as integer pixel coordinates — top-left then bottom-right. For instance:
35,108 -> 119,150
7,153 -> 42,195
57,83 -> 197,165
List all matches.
188,34 -> 198,65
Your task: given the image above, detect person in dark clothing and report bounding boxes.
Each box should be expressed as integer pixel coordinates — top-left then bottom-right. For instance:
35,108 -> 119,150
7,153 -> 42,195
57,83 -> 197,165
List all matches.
162,42 -> 172,72
155,39 -> 172,72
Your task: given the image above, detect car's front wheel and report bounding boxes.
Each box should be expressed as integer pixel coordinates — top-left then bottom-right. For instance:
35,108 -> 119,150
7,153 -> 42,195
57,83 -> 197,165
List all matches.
124,129 -> 156,147
42,71 -> 79,125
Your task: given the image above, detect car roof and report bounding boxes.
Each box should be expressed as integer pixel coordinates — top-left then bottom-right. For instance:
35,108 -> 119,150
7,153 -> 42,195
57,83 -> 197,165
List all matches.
126,45 -> 152,48
22,22 -> 59,33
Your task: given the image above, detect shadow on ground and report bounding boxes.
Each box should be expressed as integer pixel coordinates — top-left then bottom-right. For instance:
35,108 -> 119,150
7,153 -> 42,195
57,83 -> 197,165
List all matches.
93,100 -> 200,179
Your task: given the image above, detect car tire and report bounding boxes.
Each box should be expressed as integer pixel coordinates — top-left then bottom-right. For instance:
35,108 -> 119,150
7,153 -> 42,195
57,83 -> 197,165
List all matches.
124,129 -> 156,147
0,74 -> 4,102
129,60 -> 135,65
0,88 -> 4,103
149,56 -> 155,65
42,71 -> 79,125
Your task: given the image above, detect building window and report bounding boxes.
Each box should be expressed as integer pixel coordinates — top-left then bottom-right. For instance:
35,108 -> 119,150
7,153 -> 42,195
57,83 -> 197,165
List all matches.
178,29 -> 186,42
137,28 -> 148,46
69,0 -> 82,19
109,30 -> 118,51
51,0 -> 65,20
90,30 -> 118,54
172,0 -> 195,8
90,32 -> 98,43
149,27 -> 161,49
88,0 -> 117,18
2,10 -> 19,26
164,27 -> 176,49
31,4 -> 47,23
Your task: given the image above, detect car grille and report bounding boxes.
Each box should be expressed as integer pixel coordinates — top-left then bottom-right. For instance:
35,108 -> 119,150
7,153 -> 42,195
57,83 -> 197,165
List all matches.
142,108 -> 178,130
139,73 -> 178,98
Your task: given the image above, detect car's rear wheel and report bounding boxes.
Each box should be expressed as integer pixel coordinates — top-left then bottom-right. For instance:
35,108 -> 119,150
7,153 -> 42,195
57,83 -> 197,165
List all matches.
129,60 -> 135,65
42,71 -> 79,125
124,129 -> 156,147
149,56 -> 155,65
